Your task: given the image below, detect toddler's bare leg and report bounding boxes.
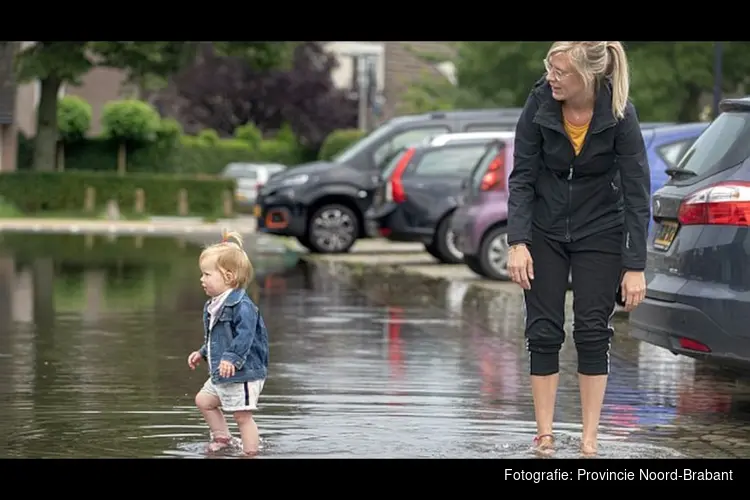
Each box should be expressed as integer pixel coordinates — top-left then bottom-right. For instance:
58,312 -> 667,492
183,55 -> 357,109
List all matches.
234,411 -> 259,455
195,391 -> 230,445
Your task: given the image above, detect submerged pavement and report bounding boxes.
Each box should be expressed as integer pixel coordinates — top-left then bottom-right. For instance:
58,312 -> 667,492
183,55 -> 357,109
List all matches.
294,237 -> 750,458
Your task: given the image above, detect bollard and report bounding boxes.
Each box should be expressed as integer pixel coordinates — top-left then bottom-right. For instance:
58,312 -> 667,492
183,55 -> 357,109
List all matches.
85,234 -> 94,249
134,188 -> 145,215
106,199 -> 121,221
84,187 -> 96,213
223,189 -> 233,218
134,235 -> 143,249
178,189 -> 189,216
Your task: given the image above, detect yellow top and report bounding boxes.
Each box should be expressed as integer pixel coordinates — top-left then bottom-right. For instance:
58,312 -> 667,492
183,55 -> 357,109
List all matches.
564,119 -> 590,156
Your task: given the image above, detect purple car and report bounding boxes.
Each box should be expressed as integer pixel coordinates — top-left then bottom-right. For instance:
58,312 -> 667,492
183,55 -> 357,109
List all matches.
452,122 -> 710,281
451,138 -> 515,280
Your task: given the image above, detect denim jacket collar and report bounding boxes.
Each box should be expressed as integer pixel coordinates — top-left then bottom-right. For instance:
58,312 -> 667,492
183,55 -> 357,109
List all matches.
203,288 -> 247,328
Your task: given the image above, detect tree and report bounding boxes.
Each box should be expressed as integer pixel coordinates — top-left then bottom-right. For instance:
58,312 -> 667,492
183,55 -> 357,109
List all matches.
10,41 -> 293,172
162,42 -> 358,151
402,42 -> 750,122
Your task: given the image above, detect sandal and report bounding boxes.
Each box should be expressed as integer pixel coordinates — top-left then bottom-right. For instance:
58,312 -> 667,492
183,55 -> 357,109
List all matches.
533,434 -> 555,456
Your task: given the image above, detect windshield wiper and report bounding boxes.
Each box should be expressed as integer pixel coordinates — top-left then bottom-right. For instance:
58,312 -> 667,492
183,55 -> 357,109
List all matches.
665,167 -> 697,177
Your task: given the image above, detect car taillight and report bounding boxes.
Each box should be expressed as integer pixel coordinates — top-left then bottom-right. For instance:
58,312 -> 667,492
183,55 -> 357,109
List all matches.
677,181 -> 750,226
480,153 -> 506,191
387,147 -> 416,204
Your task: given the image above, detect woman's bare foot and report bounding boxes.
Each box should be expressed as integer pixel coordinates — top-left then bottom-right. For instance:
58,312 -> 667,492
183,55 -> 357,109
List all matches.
533,434 -> 555,457
580,441 -> 597,457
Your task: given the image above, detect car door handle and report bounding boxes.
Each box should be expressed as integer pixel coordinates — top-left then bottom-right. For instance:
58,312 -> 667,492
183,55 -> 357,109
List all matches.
414,183 -> 425,188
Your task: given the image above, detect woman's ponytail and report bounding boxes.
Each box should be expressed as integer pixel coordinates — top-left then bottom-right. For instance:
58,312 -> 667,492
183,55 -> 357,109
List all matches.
606,42 -> 630,120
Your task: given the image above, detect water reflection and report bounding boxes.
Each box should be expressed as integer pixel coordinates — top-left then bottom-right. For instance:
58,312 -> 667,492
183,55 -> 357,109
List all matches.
1,234 -> 750,457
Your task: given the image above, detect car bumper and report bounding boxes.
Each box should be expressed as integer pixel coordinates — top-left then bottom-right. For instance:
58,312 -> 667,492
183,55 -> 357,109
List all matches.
365,204 -> 431,244
255,192 -> 307,238
630,296 -> 750,370
451,206 -> 478,256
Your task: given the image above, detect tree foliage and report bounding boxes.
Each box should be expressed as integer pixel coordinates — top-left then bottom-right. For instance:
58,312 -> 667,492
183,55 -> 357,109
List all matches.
161,42 -> 357,151
9,41 -> 293,171
402,41 -> 750,122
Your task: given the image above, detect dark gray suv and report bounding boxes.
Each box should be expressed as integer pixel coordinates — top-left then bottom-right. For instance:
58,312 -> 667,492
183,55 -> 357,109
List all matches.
630,97 -> 750,371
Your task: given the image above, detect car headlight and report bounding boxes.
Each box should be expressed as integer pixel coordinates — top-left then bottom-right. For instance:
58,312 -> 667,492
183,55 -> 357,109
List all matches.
281,174 -> 309,186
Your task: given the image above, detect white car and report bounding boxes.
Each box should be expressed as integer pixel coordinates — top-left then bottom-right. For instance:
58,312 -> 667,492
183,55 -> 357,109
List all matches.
221,162 -> 286,206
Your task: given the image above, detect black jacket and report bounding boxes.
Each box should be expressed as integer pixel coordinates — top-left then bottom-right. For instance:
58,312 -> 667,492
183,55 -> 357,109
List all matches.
507,77 -> 651,271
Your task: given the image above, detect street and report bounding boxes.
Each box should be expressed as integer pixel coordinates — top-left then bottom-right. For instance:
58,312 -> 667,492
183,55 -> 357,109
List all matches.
0,231 -> 749,458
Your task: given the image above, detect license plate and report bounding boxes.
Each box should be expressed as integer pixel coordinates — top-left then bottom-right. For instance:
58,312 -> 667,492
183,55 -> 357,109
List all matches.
653,220 -> 679,251
253,205 -> 261,217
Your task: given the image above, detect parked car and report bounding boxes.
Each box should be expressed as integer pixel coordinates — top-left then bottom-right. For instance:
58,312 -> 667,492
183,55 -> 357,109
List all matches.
254,108 -> 523,254
629,97 -> 750,370
366,134 -> 510,263
453,122 -> 709,281
221,162 -> 286,211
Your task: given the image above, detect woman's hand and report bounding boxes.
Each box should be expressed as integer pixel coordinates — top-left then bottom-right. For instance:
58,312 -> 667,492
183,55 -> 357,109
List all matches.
620,270 -> 646,311
508,244 -> 534,290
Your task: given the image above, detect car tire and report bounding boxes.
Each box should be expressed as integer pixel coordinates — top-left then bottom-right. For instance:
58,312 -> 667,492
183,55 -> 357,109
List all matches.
307,204 -> 359,254
430,214 -> 463,264
463,254 -> 485,276
424,242 -> 442,260
478,226 -> 511,281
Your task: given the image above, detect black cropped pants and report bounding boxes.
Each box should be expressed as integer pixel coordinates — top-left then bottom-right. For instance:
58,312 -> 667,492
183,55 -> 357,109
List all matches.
523,226 -> 623,376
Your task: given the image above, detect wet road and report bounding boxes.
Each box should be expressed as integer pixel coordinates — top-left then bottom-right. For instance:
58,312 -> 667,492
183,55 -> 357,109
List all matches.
1,234 -> 750,458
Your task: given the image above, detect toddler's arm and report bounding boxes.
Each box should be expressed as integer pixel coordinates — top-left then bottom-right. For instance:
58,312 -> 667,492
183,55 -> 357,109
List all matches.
221,301 -> 259,370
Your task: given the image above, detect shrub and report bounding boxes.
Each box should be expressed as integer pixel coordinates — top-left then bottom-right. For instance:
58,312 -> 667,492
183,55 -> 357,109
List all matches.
58,96 -> 92,142
318,128 -> 365,161
0,171 -> 236,218
234,123 -> 263,149
101,100 -> 163,174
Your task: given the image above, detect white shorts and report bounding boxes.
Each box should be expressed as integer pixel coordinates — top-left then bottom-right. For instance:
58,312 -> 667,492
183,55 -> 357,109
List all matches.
200,378 -> 265,412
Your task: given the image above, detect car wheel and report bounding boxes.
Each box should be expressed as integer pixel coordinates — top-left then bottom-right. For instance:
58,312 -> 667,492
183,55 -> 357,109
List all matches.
430,214 -> 463,264
464,254 -> 485,276
307,204 -> 359,254
478,226 -> 511,281
424,242 -> 442,260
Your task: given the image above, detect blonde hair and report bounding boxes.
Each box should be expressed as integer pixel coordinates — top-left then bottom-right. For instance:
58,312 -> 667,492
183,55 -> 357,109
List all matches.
547,41 -> 630,120
199,230 -> 254,289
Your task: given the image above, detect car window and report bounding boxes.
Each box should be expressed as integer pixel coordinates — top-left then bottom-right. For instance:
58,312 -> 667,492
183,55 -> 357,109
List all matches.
676,112 -> 750,177
372,126 -> 450,166
225,167 -> 258,179
412,145 -> 489,177
333,121 -> 396,164
657,139 -> 694,169
471,144 -> 502,191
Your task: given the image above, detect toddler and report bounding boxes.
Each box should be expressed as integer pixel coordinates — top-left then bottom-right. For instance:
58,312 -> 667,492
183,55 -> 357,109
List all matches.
187,231 -> 269,455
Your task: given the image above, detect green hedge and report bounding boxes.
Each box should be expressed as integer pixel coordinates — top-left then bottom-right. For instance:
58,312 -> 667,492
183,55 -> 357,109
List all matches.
18,134 -> 309,175
0,171 -> 236,217
318,128 -> 366,161
18,126 -> 366,175
0,233 -> 198,263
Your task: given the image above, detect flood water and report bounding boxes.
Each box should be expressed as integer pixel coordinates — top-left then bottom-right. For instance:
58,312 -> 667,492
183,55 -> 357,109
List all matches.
1,233 -> 750,458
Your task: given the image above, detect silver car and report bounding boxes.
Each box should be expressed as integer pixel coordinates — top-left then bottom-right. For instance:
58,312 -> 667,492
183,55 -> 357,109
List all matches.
221,162 -> 286,208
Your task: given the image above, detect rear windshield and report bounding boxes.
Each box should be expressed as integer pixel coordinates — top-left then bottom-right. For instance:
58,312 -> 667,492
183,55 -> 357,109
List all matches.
412,145 -> 489,177
471,144 -> 503,191
675,112 -> 750,178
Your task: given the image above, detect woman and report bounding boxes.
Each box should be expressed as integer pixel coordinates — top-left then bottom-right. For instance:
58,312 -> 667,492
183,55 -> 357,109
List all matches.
506,41 -> 650,456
